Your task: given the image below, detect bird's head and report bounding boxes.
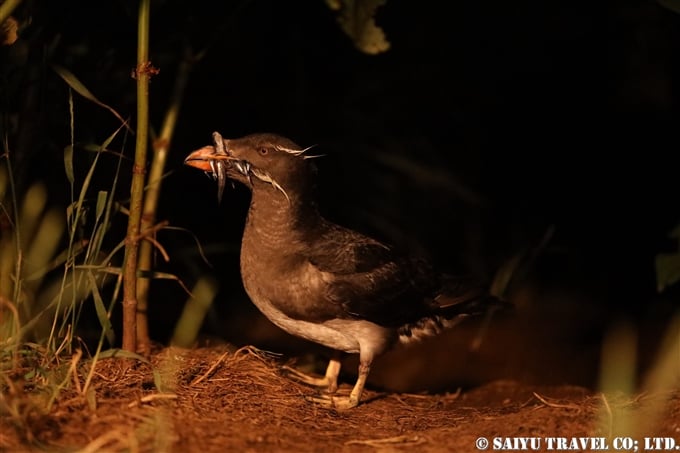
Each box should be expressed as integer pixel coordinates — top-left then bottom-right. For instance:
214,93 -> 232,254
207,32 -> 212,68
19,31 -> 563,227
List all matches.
184,132 -> 318,203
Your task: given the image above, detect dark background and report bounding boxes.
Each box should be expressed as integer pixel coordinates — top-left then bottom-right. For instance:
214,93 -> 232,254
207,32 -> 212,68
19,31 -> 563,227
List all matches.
3,0 -> 680,389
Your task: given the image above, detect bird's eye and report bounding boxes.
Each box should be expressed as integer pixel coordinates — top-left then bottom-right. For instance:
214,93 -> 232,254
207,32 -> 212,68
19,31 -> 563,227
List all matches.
258,147 -> 269,155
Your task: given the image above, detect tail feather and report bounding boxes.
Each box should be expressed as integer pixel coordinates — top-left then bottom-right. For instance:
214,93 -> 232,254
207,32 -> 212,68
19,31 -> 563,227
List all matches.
436,274 -> 511,315
398,275 -> 511,344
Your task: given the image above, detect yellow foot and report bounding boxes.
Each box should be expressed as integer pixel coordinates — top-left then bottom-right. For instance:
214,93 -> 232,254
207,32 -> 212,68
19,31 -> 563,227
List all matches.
282,365 -> 338,393
306,393 -> 359,410
282,365 -> 329,386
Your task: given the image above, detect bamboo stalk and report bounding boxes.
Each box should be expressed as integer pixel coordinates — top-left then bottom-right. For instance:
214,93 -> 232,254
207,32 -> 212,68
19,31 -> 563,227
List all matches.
135,53 -> 193,355
122,0 -> 153,353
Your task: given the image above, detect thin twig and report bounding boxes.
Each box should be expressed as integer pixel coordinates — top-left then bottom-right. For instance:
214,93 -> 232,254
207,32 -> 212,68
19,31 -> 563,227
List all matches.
128,393 -> 179,407
345,435 -> 426,447
601,393 -> 613,439
71,350 -> 83,394
191,351 -> 230,386
533,392 -> 582,410
141,235 -> 170,262
0,296 -> 20,371
75,429 -> 129,453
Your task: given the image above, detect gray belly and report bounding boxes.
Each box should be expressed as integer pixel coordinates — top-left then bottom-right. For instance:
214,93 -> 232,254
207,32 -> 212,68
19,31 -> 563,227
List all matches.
250,293 -> 361,353
240,253 -> 394,356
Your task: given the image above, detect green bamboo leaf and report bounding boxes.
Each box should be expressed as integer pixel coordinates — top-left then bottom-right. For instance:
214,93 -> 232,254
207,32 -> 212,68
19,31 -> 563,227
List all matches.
100,125 -> 125,151
52,65 -> 133,133
74,264 -> 122,276
81,143 -> 128,160
87,271 -> 115,345
64,145 -> 74,186
138,270 -> 192,296
95,191 -> 107,222
90,223 -> 107,256
65,201 -> 86,232
69,126 -> 124,241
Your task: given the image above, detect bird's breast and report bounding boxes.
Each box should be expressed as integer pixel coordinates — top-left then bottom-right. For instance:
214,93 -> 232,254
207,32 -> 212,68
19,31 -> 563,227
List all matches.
239,255 -> 364,353
240,249 -> 337,323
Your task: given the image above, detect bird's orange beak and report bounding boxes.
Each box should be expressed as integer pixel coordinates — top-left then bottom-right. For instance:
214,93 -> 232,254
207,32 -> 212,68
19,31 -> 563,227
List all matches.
184,145 -> 220,171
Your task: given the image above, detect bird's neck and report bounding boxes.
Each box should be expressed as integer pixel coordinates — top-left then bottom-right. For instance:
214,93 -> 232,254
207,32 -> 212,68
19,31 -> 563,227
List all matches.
243,186 -> 321,251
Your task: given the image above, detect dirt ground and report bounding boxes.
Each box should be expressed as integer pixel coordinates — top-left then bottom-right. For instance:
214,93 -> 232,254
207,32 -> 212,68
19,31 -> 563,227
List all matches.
2,342 -> 679,453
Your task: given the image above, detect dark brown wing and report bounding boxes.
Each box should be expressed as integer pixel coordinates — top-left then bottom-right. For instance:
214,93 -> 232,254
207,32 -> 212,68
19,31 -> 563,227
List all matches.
304,224 -> 441,327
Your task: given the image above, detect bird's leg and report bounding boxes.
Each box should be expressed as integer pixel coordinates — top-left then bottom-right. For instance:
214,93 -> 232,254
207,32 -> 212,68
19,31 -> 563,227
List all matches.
283,355 -> 341,393
307,360 -> 371,410
324,357 -> 341,393
344,361 -> 370,408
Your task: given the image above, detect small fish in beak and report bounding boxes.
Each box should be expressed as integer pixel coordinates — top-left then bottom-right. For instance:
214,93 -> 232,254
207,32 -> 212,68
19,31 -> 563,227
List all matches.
184,145 -> 232,203
185,131 -> 290,204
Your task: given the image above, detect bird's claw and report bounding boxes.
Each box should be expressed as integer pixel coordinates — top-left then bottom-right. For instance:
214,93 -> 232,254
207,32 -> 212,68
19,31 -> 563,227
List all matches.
305,393 -> 359,410
282,365 -> 338,393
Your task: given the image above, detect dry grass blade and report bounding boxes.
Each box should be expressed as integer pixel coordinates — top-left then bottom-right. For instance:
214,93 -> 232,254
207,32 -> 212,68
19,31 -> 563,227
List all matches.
140,393 -> 178,403
191,350 -> 229,386
74,429 -> 132,453
0,296 -> 20,370
600,393 -> 613,439
53,65 -> 132,133
87,270 -> 115,346
161,225 -> 213,266
345,435 -> 426,447
532,392 -> 582,410
128,393 -> 178,408
46,349 -> 82,411
232,345 -> 282,365
5,345 -> 680,452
